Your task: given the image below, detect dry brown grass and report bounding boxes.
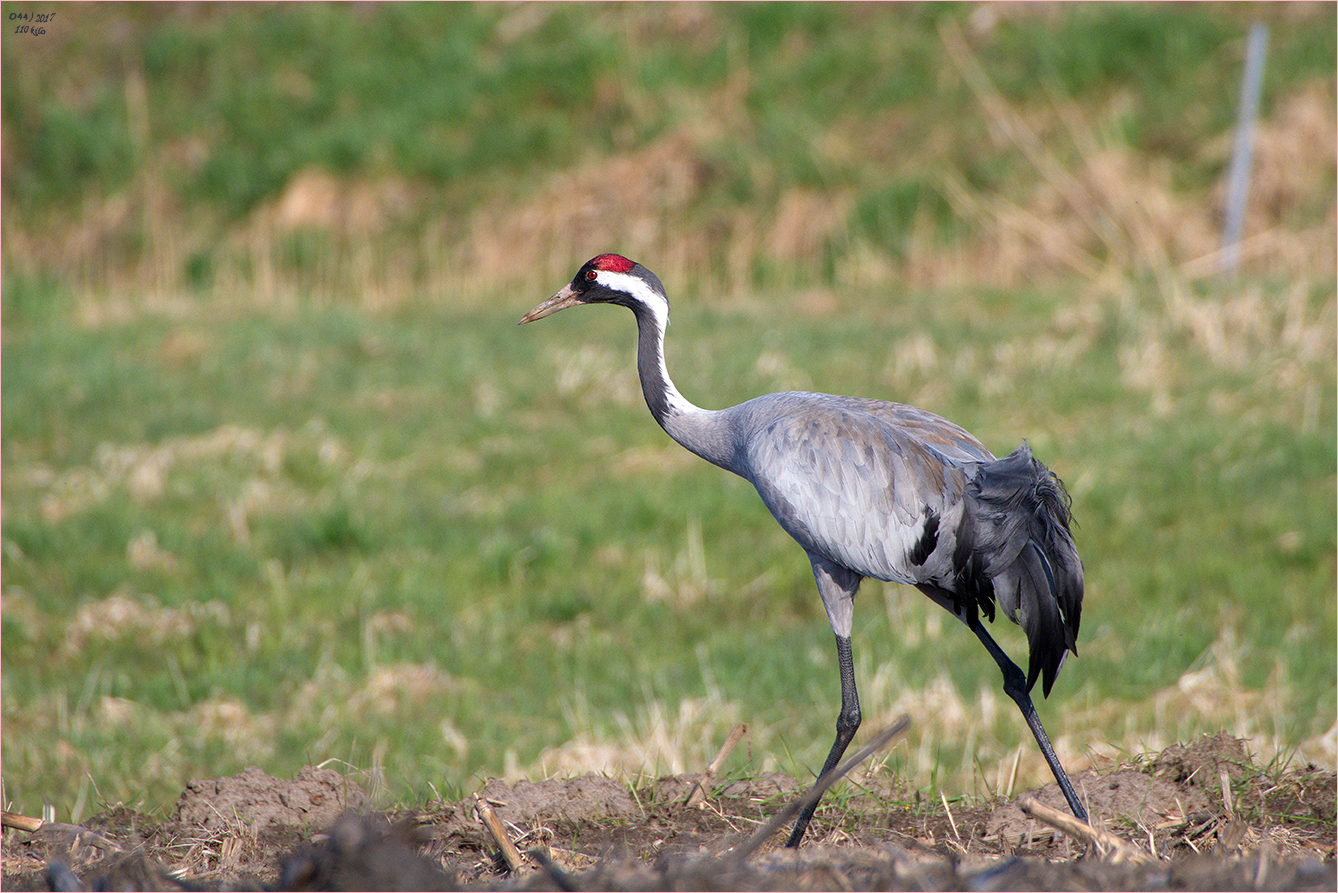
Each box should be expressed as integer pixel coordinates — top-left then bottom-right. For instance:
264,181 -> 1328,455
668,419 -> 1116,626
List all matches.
535,681 -> 750,782
932,17 -> 1334,296
459,62 -> 1334,305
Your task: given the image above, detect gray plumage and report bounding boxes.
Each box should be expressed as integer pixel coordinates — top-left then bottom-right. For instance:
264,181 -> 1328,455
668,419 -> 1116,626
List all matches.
728,393 -> 1081,698
522,254 -> 1088,846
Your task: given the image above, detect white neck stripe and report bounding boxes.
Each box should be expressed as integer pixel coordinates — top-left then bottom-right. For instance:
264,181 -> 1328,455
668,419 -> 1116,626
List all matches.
596,270 -> 669,328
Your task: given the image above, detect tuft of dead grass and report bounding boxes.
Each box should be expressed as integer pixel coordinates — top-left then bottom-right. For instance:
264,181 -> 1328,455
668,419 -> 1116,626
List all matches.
169,816 -> 261,879
534,684 -> 750,782
63,593 -> 232,655
250,169 -> 423,239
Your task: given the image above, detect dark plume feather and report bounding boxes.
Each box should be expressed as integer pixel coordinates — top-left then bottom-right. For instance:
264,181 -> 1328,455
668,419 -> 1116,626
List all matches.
954,444 -> 1083,696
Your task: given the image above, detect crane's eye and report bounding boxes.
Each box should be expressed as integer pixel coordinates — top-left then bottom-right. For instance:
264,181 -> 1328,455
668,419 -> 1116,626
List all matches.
586,270 -> 598,281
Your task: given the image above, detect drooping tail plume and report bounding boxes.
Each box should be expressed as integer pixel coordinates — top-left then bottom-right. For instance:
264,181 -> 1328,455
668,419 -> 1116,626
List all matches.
956,444 -> 1083,696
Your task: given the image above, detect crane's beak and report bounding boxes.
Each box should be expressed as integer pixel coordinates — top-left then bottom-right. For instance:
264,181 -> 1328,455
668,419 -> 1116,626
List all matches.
519,284 -> 583,324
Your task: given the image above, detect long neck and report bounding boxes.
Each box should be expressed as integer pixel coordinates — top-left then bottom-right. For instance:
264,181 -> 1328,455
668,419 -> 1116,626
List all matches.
630,302 -> 740,474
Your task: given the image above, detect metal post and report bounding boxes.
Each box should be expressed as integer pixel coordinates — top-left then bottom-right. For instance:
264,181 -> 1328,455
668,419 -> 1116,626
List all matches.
1220,22 -> 1268,279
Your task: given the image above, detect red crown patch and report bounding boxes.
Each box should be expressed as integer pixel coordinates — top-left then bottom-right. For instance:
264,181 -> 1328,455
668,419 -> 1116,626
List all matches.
591,254 -> 635,273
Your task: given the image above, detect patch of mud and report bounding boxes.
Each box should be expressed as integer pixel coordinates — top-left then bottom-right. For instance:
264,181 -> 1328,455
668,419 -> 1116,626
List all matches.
3,736 -> 1333,891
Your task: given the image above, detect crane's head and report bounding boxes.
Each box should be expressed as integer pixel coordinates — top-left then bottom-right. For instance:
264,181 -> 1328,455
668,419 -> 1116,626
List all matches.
520,254 -> 667,325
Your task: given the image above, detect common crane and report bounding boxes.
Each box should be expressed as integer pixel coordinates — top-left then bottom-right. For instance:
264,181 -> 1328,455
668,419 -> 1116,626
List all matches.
520,254 -> 1087,846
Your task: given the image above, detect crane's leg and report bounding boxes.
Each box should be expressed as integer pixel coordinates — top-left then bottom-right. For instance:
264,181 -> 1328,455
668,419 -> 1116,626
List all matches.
971,623 -> 1088,822
786,633 -> 860,848
787,556 -> 865,848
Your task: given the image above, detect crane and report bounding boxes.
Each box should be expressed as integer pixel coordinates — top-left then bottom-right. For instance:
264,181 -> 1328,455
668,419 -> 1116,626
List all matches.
520,254 -> 1088,847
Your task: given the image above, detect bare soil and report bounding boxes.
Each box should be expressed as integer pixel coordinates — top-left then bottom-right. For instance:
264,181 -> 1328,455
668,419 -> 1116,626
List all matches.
3,734 -> 1333,890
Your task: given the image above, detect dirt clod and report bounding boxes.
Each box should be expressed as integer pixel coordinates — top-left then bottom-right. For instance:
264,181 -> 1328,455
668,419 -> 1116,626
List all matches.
987,767 -> 1208,846
174,765 -> 369,832
1153,731 -> 1254,788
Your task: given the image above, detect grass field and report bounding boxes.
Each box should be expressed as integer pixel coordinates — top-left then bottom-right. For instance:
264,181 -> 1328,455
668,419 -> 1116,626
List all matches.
3,3 -> 1335,823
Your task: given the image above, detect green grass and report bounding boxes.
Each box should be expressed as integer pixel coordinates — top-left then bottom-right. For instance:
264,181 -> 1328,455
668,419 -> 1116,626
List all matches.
1,2 -> 1334,822
3,273 -> 1333,818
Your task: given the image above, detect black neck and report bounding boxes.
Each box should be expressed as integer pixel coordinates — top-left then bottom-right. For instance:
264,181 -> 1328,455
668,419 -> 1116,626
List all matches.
632,303 -> 677,428
629,302 -> 739,474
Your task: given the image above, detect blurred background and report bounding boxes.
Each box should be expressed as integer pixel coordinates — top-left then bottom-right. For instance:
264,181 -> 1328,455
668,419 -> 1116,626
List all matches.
3,2 -> 1334,821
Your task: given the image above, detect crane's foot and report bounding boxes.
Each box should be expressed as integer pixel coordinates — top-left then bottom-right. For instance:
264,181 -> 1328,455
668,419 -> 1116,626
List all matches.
788,634 -> 861,847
